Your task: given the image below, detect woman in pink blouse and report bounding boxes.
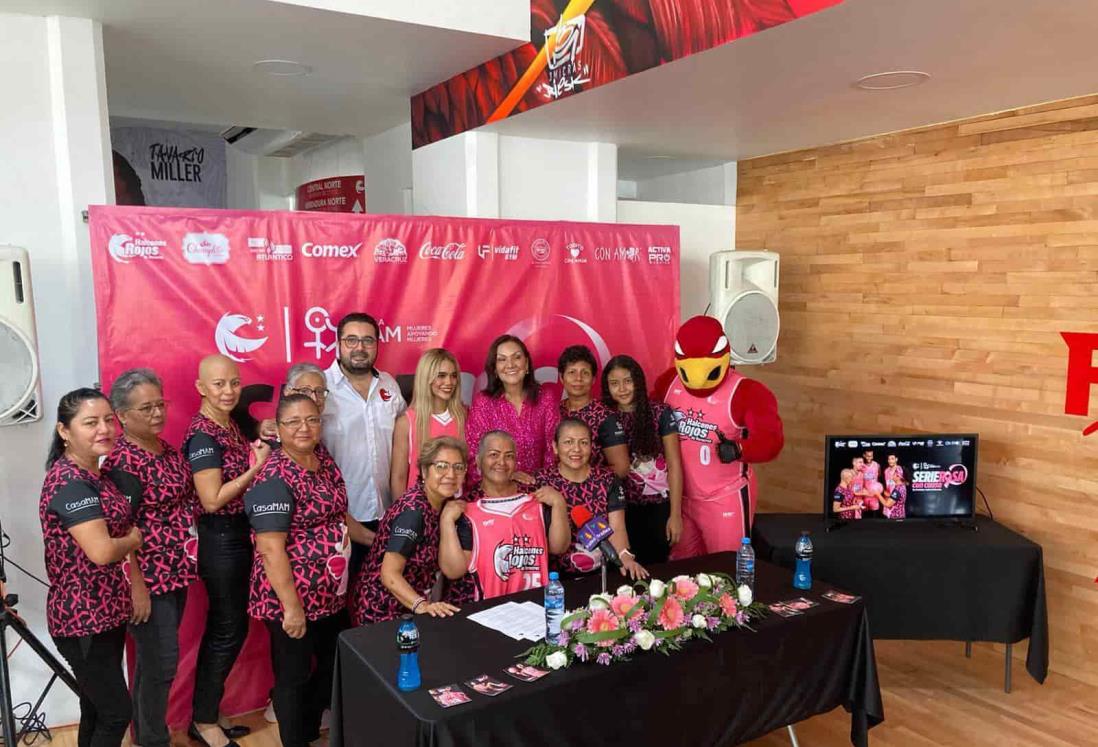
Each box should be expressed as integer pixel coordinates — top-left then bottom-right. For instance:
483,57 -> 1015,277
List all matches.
465,335 -> 559,483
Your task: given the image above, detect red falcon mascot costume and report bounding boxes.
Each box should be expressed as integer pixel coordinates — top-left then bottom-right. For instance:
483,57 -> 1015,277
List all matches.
661,316 -> 784,559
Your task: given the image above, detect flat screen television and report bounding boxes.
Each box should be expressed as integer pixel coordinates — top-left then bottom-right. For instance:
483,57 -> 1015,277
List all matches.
823,434 -> 978,521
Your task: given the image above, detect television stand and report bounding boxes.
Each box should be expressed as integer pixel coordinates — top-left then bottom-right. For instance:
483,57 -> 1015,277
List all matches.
935,519 -> 979,532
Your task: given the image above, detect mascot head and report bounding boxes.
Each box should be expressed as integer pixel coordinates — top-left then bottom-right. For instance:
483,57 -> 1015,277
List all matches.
674,316 -> 731,396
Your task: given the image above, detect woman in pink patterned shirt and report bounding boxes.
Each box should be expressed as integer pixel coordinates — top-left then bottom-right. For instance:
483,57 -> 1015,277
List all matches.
465,335 -> 559,483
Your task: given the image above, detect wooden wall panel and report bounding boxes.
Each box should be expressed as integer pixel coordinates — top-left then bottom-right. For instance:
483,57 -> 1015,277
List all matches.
737,94 -> 1098,686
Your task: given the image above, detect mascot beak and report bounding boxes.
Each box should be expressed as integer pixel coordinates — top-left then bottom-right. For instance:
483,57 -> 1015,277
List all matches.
676,354 -> 731,395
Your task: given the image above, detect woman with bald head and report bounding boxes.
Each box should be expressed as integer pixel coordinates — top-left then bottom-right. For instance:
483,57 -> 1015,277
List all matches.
184,355 -> 271,747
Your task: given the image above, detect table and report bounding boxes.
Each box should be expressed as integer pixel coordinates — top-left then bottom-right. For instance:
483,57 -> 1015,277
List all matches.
331,553 -> 883,747
751,513 -> 1049,690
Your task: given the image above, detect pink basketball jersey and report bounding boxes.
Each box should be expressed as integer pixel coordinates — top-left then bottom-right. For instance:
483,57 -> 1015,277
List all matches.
406,408 -> 462,490
665,371 -> 750,500
884,465 -> 903,490
864,460 -> 880,482
465,494 -> 550,600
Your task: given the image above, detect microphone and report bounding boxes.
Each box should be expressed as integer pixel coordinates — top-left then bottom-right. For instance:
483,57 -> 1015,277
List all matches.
570,506 -> 621,567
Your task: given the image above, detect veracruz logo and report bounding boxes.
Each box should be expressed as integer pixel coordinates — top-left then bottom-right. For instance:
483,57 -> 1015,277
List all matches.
215,313 -> 268,362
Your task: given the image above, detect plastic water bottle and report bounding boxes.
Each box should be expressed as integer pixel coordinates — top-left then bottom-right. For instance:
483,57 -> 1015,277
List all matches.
793,531 -> 813,590
396,614 -> 421,692
736,537 -> 755,593
544,571 -> 565,643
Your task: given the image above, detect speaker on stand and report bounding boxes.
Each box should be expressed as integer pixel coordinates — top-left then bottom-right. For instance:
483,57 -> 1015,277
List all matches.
0,247 -> 42,426
708,250 -> 780,365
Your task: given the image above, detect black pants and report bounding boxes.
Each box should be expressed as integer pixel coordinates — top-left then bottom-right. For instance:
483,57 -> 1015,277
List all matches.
347,520 -> 379,584
193,514 -> 252,724
264,614 -> 341,747
130,587 -> 188,747
625,501 -> 672,565
53,626 -> 131,747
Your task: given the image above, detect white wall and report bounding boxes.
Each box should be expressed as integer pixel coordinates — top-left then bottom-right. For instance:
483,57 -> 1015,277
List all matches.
290,136 -> 366,206
411,132 -> 617,221
225,145 -> 294,210
629,162 -> 737,206
617,200 -> 735,320
363,123 -> 413,215
0,12 -> 113,725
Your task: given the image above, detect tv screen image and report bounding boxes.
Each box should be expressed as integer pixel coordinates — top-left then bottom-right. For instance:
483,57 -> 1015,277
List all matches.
823,434 -> 978,521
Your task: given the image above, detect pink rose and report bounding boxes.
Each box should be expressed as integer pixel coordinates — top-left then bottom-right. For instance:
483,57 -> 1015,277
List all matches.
610,594 -> 638,619
586,608 -> 621,648
658,596 -> 685,631
719,593 -> 738,617
673,577 -> 699,601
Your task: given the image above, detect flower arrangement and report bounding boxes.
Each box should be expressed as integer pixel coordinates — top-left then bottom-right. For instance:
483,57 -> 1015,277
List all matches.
521,572 -> 767,669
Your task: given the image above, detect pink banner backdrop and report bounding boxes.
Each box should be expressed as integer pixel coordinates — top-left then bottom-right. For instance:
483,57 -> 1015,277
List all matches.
88,205 -> 680,725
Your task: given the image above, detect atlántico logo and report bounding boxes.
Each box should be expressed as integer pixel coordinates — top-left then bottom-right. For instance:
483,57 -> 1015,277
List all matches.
214,312 -> 268,362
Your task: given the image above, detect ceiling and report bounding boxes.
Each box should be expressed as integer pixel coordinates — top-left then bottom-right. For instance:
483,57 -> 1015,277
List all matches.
482,0 -> 1098,162
9,0 -> 527,137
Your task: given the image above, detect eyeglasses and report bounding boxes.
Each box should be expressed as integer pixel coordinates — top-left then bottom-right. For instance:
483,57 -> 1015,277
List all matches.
340,336 -> 377,348
279,416 -> 323,430
131,400 -> 169,416
289,386 -> 329,399
430,461 -> 467,474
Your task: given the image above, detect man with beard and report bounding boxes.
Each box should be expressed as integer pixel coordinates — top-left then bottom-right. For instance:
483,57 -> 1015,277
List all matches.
323,313 -> 406,578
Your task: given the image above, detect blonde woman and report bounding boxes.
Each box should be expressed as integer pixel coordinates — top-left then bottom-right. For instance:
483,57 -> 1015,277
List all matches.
390,348 -> 467,497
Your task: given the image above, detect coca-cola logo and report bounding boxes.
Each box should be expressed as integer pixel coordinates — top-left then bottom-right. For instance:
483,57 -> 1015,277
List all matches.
418,241 -> 465,261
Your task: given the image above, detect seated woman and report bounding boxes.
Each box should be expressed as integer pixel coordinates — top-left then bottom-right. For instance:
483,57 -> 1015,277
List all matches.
465,335 -> 559,483
438,431 -> 569,600
535,418 -> 648,580
40,388 -> 142,747
832,468 -> 864,519
602,355 -> 683,564
348,437 -> 469,624
102,369 -> 196,747
244,394 -> 358,747
390,348 -> 466,497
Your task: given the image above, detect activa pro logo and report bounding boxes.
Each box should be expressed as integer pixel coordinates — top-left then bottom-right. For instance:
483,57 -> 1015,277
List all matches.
300,242 -> 362,258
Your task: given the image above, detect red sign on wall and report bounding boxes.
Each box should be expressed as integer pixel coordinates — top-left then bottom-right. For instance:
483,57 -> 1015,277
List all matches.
295,175 -> 365,213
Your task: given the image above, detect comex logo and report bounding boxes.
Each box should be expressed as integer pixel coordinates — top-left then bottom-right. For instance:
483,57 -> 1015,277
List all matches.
108,233 -> 165,264
182,232 -> 230,265
301,241 -> 362,259
214,312 -> 268,362
373,238 -> 408,264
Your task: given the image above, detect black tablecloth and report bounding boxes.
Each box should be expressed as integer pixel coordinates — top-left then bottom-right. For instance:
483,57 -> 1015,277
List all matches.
752,513 -> 1048,683
331,553 -> 883,747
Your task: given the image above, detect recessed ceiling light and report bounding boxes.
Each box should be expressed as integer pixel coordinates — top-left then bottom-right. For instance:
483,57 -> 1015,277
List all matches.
854,70 -> 930,91
253,59 -> 313,77
643,155 -> 675,160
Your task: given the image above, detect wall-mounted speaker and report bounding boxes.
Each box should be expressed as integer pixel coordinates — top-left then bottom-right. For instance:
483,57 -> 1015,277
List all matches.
709,250 -> 780,365
0,246 -> 42,425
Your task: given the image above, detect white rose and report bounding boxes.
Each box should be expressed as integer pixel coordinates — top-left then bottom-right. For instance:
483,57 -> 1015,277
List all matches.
696,573 -> 713,589
634,630 -> 656,651
692,614 -> 707,629
616,585 -> 635,598
737,584 -> 753,607
649,579 -> 667,599
545,651 -> 568,670
588,593 -> 612,610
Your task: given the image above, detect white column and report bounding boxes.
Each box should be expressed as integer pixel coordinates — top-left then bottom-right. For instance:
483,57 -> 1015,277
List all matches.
0,13 -> 113,726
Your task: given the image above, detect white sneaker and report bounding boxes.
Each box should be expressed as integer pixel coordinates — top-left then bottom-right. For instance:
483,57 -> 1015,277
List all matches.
264,700 -> 277,724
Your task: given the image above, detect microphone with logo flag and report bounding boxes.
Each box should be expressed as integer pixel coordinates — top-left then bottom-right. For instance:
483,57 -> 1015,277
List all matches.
570,505 -> 620,567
